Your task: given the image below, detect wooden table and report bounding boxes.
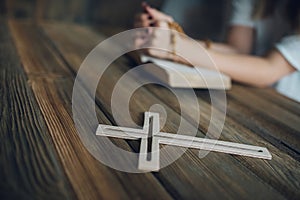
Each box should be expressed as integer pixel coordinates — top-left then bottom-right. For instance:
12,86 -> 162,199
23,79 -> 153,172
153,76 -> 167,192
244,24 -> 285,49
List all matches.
1,19 -> 300,200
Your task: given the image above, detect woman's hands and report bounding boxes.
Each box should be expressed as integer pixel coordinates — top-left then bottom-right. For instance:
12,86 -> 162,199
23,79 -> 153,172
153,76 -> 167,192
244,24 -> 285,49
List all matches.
134,3 -> 177,60
135,23 -> 175,60
134,2 -> 173,28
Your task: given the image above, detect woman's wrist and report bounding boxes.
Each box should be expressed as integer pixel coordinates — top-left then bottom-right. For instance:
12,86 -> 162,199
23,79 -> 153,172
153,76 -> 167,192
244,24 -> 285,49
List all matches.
167,20 -> 187,63
170,34 -> 190,65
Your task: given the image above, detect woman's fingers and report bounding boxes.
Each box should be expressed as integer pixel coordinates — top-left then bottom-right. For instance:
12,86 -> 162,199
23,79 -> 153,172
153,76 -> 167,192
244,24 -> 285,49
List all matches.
133,18 -> 174,59
136,28 -> 171,49
134,13 -> 155,27
133,28 -> 152,48
134,21 -> 150,28
134,20 -> 156,28
134,13 -> 150,21
144,5 -> 173,22
132,3 -> 174,60
135,3 -> 174,28
154,20 -> 169,28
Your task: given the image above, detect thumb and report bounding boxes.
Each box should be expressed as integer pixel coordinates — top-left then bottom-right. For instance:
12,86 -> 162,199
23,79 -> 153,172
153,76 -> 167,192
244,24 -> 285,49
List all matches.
144,6 -> 156,17
142,2 -> 150,13
141,2 -> 157,18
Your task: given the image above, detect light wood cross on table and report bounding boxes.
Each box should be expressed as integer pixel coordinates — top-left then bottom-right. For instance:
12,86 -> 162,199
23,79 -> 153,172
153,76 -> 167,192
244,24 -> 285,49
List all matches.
96,112 -> 272,171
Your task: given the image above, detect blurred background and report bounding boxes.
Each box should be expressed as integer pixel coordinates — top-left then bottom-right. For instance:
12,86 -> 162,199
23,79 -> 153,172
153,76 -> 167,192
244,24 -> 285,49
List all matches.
1,0 -> 231,41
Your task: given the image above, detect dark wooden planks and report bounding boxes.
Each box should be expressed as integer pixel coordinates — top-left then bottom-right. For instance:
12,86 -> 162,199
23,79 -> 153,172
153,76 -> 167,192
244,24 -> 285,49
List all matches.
69,23 -> 300,198
0,20 -> 74,199
119,55 -> 300,198
222,85 -> 300,159
40,22 -> 289,199
133,82 -> 300,198
112,51 -> 300,198
9,19 -> 172,200
229,85 -> 300,132
243,86 -> 300,116
194,87 -> 300,161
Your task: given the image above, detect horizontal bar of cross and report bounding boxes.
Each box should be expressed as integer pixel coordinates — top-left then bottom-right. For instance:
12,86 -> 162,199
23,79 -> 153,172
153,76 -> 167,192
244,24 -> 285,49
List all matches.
96,112 -> 272,171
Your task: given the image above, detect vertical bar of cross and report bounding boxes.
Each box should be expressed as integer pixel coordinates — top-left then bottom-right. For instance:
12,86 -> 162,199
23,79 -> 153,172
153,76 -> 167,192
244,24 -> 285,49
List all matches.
138,112 -> 160,171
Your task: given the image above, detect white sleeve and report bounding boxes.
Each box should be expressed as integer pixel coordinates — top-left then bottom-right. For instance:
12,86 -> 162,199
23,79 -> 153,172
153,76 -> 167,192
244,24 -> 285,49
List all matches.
230,0 -> 256,27
276,35 -> 300,71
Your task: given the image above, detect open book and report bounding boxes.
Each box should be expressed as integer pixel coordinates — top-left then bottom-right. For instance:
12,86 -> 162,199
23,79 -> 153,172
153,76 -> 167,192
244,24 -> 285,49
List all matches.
140,55 -> 231,89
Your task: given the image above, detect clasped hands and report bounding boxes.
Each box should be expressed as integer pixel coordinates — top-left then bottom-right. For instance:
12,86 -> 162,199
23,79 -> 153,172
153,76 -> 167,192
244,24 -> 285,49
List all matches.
133,2 -> 181,61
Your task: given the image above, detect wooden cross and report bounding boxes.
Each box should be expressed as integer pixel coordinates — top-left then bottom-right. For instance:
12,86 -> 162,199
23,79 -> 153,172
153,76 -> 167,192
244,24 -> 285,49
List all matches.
96,112 -> 272,171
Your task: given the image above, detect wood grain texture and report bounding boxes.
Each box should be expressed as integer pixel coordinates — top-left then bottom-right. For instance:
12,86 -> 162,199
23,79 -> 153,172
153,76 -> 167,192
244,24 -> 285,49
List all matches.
0,20 -> 73,199
243,87 -> 300,116
224,85 -> 300,159
9,19 -> 172,200
40,22 -> 290,199
119,58 -> 300,198
193,89 -> 300,162
133,81 -> 300,198
112,53 -> 300,198
3,18 -> 299,199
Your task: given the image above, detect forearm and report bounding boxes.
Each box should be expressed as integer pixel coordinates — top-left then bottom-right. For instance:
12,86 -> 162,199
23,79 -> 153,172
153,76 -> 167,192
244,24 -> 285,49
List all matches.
176,38 -> 293,87
208,51 -> 277,87
196,26 -> 254,54
197,40 -> 239,54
